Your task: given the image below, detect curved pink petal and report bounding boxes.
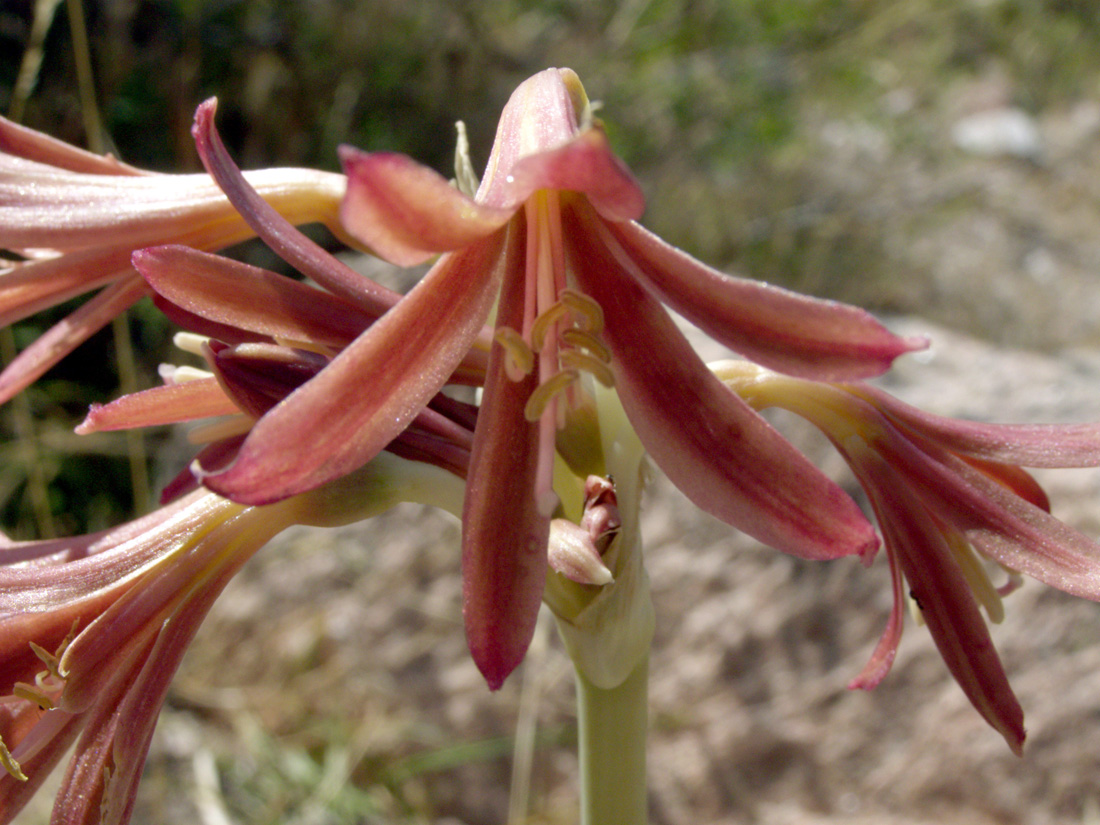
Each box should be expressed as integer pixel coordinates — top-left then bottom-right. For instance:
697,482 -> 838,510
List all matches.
853,383 -> 1100,468
0,274 -> 148,406
0,114 -> 148,176
0,709 -> 83,824
208,342 -> 327,418
868,409 -> 1100,600
847,543 -> 907,690
0,247 -> 130,327
855,446 -> 1025,754
0,154 -> 343,254
202,233 -> 505,505
339,148 -> 514,266
591,209 -> 925,381
503,128 -> 645,222
77,378 -> 238,434
462,226 -> 548,689
133,245 -> 375,348
191,99 -> 399,317
49,636 -> 155,825
63,558 -> 241,825
564,202 -> 878,561
477,68 -> 586,207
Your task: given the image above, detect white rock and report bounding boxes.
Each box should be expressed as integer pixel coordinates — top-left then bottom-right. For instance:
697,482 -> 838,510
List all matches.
951,106 -> 1042,159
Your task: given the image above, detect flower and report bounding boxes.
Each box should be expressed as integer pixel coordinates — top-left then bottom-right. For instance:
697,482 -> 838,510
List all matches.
0,453 -> 465,825
0,113 -> 353,403
715,360 -> 1100,754
134,69 -> 924,690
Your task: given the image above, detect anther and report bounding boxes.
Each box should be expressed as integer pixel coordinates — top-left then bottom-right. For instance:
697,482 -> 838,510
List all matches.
27,642 -> 60,682
530,303 -> 570,352
172,332 -> 210,358
493,327 -> 534,380
13,682 -> 54,711
524,370 -> 578,422
559,350 -> 615,388
561,328 -> 611,363
559,289 -> 604,333
0,739 -> 27,782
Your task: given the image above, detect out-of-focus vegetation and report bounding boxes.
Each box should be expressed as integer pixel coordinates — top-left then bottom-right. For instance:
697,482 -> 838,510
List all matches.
1,0 -> 1099,534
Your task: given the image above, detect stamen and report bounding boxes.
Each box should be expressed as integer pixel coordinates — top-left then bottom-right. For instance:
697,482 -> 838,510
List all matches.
560,328 -> 611,363
187,414 -> 253,445
12,682 -> 53,711
946,533 -> 1005,623
998,569 -> 1025,597
524,370 -> 578,422
36,619 -> 79,680
530,302 -> 569,353
560,288 -> 604,333
0,738 -> 27,782
559,350 -> 615,388
28,642 -> 61,681
159,364 -> 214,385
172,332 -> 210,358
493,327 -> 535,380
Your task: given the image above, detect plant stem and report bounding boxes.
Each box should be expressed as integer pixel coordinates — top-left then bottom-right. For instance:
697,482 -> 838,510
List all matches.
575,655 -> 649,825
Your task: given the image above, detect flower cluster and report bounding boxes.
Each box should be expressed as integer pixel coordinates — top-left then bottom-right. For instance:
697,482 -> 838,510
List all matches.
716,360 -> 1100,753
1,66 -> 1099,823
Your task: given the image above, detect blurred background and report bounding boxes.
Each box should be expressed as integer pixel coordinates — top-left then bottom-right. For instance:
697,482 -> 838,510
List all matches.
3,1 -> 1100,823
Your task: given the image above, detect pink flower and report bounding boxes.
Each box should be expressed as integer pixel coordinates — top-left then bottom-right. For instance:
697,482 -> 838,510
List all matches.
8,69 -> 923,692
0,444 -> 467,825
0,114 -> 350,403
0,490 -> 295,825
124,70 -> 923,690
717,360 -> 1100,754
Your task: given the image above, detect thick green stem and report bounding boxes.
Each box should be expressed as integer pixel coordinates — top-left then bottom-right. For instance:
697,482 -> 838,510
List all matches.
575,655 -> 649,825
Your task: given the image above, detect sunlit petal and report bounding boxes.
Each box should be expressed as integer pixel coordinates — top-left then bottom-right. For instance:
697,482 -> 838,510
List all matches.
854,444 -> 1026,754
191,99 -> 398,316
462,225 -> 548,689
593,210 -> 926,380
133,245 -> 374,349
497,128 -> 645,222
0,275 -> 148,406
339,148 -> 513,266
202,233 -> 505,504
0,114 -> 147,176
852,383 -> 1100,468
566,204 -> 878,560
76,378 -> 238,434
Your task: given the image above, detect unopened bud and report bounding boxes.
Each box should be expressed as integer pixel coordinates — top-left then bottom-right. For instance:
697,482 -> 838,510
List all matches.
549,519 -> 614,585
580,475 -> 620,554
